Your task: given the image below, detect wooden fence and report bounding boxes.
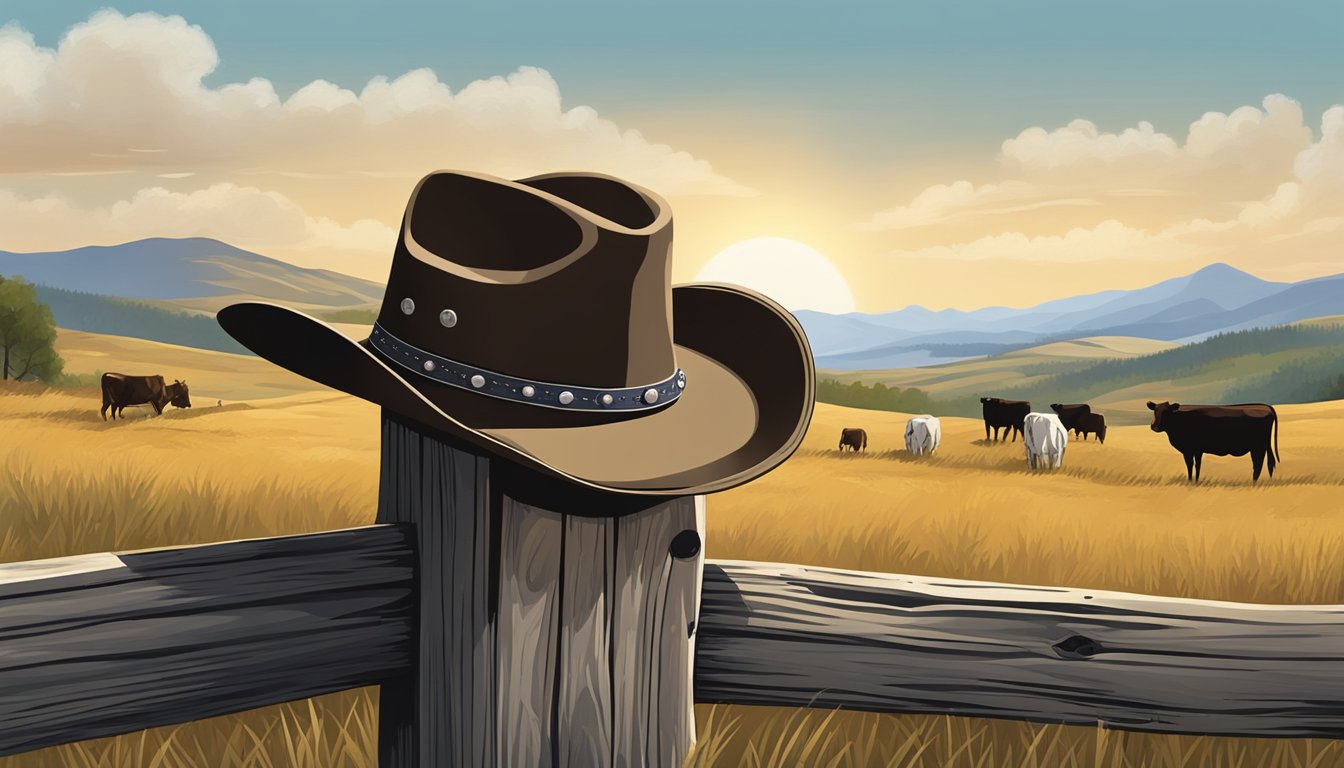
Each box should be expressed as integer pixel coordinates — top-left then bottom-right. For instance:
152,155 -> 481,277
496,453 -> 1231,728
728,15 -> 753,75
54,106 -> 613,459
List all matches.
2,412 -> 1343,765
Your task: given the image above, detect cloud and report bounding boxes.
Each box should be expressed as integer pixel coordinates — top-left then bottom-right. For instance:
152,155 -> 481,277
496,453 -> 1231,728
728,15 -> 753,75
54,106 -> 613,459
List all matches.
884,219 -> 1197,263
999,95 -> 1313,191
862,180 -> 1101,232
0,184 -> 396,277
0,11 -> 749,197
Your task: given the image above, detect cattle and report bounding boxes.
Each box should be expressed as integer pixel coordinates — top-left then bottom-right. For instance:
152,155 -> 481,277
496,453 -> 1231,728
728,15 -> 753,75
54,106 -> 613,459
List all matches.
904,415 -> 941,456
1023,412 -> 1068,470
980,397 -> 1031,442
1076,411 -> 1107,443
1049,403 -> 1092,437
838,427 -> 868,452
1147,401 -> 1279,482
101,373 -> 191,420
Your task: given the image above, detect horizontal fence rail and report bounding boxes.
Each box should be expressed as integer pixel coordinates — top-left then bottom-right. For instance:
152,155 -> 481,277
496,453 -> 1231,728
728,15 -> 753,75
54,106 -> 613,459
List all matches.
4,526 -> 1344,758
0,525 -> 416,757
696,561 -> 1344,739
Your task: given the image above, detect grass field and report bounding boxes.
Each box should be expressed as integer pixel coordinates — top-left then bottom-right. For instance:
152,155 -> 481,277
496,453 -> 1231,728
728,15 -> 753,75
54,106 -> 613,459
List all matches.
3,375 -> 1344,767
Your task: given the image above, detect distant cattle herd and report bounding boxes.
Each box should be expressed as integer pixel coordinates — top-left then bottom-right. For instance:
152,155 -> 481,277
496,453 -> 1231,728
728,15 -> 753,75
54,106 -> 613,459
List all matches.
838,394 -> 1281,482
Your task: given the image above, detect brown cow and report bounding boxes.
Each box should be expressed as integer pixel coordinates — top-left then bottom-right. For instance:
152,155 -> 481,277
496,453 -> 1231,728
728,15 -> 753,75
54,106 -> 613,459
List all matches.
1049,403 -> 1092,437
1147,401 -> 1279,482
980,397 -> 1030,442
101,373 -> 192,420
838,427 -> 868,452
1076,411 -> 1107,443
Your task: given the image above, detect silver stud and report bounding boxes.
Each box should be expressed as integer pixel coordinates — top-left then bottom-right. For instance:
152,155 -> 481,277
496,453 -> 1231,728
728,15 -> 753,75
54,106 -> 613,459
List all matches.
471,374 -> 485,389
600,393 -> 614,406
522,385 -> 536,398
558,391 -> 575,405
643,388 -> 659,404
439,309 -> 458,328
400,298 -> 415,315
423,360 -> 436,372
677,374 -> 686,389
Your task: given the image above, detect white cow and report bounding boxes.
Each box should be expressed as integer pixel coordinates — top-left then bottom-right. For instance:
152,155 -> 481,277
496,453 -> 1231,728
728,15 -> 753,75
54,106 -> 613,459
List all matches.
1023,412 -> 1068,470
904,415 -> 941,456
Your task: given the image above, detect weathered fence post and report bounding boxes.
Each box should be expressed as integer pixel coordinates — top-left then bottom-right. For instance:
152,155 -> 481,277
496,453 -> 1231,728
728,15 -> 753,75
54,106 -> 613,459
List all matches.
375,410 -> 705,767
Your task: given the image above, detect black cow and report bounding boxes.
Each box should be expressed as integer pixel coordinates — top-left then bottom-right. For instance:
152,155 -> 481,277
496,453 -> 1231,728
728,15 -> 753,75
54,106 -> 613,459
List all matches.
1147,401 -> 1279,482
1049,403 -> 1092,437
1076,411 -> 1107,444
101,373 -> 192,420
980,397 -> 1030,442
838,427 -> 868,452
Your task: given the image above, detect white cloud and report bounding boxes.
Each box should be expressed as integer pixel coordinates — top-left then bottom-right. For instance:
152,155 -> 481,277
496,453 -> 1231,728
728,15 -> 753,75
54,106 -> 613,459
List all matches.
999,95 -> 1313,191
862,180 -> 1102,231
0,11 -> 749,197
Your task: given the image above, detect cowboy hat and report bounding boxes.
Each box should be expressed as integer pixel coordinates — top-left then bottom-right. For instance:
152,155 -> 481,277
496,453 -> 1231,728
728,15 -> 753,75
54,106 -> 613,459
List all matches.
217,170 -> 814,496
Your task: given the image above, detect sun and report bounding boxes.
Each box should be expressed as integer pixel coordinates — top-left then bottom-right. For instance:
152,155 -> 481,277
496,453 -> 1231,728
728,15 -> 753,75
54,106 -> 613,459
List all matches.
694,237 -> 856,314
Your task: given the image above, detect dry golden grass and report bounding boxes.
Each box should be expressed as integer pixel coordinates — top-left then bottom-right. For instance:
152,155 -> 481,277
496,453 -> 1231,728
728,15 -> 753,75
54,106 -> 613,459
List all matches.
4,380 -> 1344,767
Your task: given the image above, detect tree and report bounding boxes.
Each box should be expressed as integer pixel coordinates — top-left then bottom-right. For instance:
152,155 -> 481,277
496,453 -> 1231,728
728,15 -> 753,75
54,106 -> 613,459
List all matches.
0,275 -> 64,382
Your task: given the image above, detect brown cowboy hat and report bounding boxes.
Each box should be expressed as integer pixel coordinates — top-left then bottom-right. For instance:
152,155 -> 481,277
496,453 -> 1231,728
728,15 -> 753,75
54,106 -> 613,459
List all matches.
217,170 -> 814,496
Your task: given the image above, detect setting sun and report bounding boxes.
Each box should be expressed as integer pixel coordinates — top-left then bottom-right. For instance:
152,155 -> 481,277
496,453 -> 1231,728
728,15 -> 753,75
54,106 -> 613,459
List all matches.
695,237 -> 856,314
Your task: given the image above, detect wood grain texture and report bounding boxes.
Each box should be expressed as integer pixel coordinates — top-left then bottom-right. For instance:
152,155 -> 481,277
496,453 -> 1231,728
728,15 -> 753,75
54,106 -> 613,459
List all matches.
695,561 -> 1344,738
375,412 -> 704,768
0,525 -> 414,758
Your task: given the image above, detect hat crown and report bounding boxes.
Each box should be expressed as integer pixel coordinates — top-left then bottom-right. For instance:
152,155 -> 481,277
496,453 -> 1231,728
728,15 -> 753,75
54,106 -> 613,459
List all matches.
376,171 -> 676,389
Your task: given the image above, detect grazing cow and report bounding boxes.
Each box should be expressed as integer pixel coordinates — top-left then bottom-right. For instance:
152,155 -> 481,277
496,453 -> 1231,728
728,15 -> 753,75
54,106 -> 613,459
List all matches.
980,397 -> 1031,442
101,373 -> 192,420
1049,403 -> 1092,437
1076,411 -> 1107,443
1023,412 -> 1068,470
1147,401 -> 1279,482
838,427 -> 868,453
904,415 -> 941,456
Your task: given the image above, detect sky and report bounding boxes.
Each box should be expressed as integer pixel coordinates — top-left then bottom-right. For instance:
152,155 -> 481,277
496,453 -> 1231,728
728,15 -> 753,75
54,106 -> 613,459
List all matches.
1,2 -> 1342,312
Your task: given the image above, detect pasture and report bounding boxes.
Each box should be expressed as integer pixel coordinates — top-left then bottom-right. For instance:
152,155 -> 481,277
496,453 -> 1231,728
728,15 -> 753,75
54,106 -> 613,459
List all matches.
3,366 -> 1344,766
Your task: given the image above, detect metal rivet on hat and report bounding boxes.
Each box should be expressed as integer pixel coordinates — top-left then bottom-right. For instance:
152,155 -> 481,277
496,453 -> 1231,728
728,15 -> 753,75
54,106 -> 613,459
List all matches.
471,374 -> 485,389
643,388 -> 659,404
558,391 -> 575,405
439,309 -> 458,328
677,374 -> 686,389
600,393 -> 614,406
400,298 -> 415,315
522,385 -> 536,398
423,360 -> 436,372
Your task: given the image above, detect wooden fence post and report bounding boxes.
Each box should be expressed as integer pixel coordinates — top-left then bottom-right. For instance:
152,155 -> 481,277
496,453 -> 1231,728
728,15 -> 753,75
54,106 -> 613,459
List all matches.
374,410 -> 705,767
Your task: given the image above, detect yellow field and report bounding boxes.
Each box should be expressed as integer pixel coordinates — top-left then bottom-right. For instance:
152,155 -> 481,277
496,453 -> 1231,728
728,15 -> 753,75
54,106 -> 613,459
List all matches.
3,380 -> 1344,767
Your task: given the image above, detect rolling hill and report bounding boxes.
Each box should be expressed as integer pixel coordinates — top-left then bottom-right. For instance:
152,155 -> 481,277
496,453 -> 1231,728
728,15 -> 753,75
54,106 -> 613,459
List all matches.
824,321 -> 1344,425
804,263 -> 1344,369
0,238 -> 382,314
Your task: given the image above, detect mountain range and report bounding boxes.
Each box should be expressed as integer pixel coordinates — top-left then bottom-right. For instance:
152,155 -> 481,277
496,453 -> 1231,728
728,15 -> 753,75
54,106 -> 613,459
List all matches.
801,263 -> 1344,370
2,239 -> 1341,373
0,238 -> 382,314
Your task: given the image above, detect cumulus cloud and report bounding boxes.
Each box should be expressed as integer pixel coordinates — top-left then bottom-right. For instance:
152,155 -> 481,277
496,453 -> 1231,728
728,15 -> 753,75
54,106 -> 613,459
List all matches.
999,95 -> 1313,192
0,184 -> 396,276
0,11 -> 749,197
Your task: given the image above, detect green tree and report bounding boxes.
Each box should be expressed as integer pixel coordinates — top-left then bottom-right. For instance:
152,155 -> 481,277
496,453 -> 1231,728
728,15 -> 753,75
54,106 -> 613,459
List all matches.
0,275 -> 64,382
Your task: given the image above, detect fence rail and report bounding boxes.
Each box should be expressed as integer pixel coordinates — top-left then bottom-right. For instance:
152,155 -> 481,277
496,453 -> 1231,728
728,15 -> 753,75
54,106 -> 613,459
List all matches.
3,525 -> 1343,759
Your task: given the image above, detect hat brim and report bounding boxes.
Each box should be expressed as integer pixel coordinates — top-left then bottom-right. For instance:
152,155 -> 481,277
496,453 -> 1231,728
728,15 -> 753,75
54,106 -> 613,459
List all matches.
216,284 -> 814,496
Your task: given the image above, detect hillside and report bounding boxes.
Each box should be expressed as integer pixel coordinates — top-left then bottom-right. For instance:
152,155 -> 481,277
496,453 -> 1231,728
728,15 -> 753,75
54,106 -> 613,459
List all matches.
55,329 -> 325,402
0,238 -> 382,314
35,284 -> 251,355
804,263 -> 1344,369
823,336 -> 1177,399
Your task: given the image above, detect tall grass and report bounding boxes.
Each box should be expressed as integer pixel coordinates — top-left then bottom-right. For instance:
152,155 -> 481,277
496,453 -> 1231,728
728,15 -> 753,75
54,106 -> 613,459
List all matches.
4,384 -> 1344,766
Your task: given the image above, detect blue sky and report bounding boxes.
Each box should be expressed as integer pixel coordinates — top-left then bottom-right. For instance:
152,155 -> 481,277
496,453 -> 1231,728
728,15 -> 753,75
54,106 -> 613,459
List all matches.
1,2 -> 1341,310
12,1 -> 1343,162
